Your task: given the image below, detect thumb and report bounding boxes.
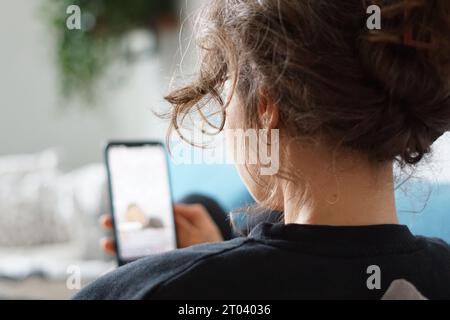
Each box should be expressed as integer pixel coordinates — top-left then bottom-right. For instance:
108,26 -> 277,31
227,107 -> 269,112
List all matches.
174,204 -> 207,221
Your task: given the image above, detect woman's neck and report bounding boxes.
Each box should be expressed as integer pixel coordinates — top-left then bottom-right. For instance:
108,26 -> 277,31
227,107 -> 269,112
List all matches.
281,142 -> 399,226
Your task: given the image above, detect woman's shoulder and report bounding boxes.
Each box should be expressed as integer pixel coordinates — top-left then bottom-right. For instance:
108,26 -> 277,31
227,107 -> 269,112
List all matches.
73,237 -> 254,300
417,235 -> 450,260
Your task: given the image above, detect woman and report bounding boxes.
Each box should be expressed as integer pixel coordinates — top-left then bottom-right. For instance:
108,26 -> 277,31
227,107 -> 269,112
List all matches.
76,0 -> 450,299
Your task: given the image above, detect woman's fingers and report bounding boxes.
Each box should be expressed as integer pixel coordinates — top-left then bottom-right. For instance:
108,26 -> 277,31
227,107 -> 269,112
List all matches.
100,237 -> 116,255
174,210 -> 195,233
99,215 -> 115,255
174,212 -> 197,248
100,214 -> 113,230
174,204 -> 208,222
174,203 -> 223,247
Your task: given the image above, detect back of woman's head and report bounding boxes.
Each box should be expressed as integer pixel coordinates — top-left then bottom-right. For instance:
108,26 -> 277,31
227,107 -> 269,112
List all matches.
166,0 -> 450,166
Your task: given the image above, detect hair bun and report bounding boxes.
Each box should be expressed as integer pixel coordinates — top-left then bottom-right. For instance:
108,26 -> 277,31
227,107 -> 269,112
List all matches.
359,0 -> 450,164
366,0 -> 450,57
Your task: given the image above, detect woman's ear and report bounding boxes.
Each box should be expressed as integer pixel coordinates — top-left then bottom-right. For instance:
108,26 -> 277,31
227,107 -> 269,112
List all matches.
258,92 -> 279,129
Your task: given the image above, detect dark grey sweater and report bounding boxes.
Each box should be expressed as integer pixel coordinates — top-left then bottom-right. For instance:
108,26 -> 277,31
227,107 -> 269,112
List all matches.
74,223 -> 450,299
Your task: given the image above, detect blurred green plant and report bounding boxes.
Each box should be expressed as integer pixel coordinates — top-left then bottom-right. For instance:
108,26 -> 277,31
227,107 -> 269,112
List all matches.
42,0 -> 177,103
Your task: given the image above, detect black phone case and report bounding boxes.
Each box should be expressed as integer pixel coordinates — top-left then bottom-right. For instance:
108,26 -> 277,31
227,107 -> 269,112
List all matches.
104,141 -> 178,266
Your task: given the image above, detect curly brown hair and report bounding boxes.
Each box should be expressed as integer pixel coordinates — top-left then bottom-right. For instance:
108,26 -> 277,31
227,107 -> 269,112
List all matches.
165,0 -> 450,166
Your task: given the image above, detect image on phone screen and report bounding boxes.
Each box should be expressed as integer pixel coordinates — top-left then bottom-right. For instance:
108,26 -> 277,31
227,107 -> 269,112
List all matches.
106,143 -> 177,263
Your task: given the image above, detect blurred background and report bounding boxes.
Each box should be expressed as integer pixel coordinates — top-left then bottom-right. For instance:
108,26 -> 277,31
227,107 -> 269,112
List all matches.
0,0 -> 449,299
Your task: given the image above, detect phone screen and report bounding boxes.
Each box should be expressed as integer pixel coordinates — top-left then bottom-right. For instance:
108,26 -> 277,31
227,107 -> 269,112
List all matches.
106,143 -> 177,264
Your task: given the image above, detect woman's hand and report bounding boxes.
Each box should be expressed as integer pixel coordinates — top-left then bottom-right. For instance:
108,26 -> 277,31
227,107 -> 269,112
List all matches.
173,204 -> 224,247
100,203 -> 224,255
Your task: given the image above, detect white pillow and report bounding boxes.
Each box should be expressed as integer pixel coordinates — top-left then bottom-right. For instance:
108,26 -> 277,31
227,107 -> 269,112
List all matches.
0,150 -> 70,246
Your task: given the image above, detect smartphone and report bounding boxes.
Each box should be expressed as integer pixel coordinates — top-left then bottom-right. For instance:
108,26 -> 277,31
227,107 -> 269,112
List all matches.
105,141 -> 178,266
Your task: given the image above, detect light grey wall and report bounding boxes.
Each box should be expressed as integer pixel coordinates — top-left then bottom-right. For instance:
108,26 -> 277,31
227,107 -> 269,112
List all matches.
0,0 -> 204,170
